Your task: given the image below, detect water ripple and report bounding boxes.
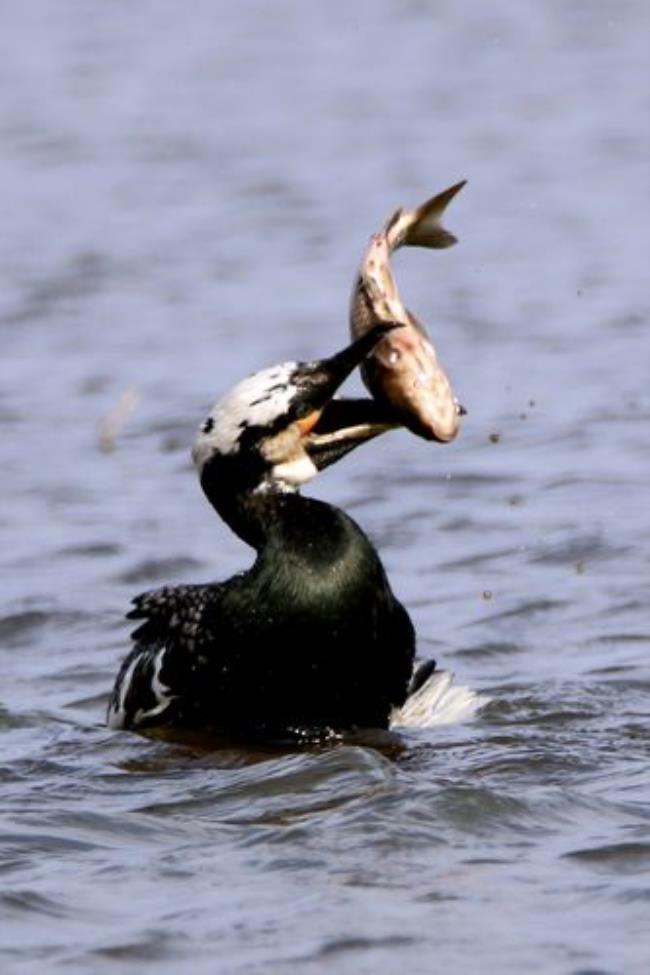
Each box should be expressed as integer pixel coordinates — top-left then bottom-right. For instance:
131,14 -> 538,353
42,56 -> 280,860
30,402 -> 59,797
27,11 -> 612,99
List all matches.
1,2 -> 648,973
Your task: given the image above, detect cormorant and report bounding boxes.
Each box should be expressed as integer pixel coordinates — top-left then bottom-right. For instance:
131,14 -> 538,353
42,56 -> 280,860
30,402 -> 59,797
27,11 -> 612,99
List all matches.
107,324 -> 425,738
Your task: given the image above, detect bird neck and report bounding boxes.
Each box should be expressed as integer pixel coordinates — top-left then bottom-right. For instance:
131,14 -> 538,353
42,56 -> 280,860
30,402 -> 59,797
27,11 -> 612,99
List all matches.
200,462 -> 372,573
216,485 -> 305,551
199,459 -> 315,550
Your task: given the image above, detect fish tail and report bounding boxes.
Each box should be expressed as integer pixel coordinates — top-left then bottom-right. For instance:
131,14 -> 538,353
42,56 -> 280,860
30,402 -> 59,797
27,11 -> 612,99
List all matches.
387,180 -> 467,252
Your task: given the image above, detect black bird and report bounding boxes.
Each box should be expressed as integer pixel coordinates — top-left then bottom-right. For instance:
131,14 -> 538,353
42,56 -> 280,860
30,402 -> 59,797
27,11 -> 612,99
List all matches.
107,324 -> 430,738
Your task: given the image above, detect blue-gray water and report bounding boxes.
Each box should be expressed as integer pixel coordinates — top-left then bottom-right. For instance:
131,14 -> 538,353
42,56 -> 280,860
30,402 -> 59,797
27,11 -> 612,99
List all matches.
1,3 -> 649,973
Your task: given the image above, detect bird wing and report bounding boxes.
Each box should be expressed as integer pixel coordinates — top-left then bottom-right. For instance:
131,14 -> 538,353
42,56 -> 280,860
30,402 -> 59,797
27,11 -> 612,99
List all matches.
107,583 -> 226,730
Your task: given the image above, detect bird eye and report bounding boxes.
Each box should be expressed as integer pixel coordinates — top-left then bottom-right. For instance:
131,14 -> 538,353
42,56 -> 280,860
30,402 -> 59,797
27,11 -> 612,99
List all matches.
201,417 -> 215,433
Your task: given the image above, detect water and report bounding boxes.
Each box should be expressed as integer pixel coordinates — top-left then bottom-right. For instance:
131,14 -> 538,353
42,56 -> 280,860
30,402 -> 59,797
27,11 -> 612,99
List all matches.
1,2 -> 649,973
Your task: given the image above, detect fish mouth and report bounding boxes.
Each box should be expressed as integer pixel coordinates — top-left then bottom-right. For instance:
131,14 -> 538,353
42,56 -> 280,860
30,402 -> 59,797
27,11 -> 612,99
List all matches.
303,397 -> 400,471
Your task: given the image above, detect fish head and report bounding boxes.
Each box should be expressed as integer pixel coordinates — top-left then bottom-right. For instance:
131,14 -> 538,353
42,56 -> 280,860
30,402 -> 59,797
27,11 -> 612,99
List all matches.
363,325 -> 464,442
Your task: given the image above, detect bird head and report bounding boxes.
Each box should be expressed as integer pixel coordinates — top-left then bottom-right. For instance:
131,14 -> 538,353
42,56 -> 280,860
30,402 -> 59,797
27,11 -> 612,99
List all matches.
192,324 -> 401,498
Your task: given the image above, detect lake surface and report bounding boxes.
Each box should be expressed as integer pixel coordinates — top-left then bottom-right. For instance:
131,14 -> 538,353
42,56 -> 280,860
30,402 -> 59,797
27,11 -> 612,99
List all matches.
1,3 -> 649,973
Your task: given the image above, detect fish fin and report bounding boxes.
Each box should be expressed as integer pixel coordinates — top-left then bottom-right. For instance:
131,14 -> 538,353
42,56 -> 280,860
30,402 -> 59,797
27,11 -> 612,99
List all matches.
384,207 -> 405,238
401,179 -> 467,250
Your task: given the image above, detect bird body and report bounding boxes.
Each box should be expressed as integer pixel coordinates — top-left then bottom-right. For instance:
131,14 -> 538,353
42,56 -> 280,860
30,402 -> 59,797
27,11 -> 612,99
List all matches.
108,492 -> 414,736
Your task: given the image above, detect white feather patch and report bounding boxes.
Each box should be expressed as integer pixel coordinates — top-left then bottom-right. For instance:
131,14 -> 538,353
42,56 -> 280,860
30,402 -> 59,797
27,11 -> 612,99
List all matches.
390,670 -> 490,729
271,453 -> 318,488
192,362 -> 299,471
133,647 -> 175,726
107,647 -> 175,730
106,655 -> 139,730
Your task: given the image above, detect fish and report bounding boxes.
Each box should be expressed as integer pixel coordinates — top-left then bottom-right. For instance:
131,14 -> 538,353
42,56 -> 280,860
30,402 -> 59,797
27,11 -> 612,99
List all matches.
349,180 -> 466,442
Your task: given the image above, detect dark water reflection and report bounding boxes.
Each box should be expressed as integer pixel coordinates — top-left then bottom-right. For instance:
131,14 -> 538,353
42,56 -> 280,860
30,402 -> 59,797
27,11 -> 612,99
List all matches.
1,2 -> 649,973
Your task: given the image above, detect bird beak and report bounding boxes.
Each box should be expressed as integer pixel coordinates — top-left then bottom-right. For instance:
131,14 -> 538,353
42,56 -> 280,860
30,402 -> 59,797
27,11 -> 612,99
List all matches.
304,398 -> 400,471
295,324 -> 403,472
